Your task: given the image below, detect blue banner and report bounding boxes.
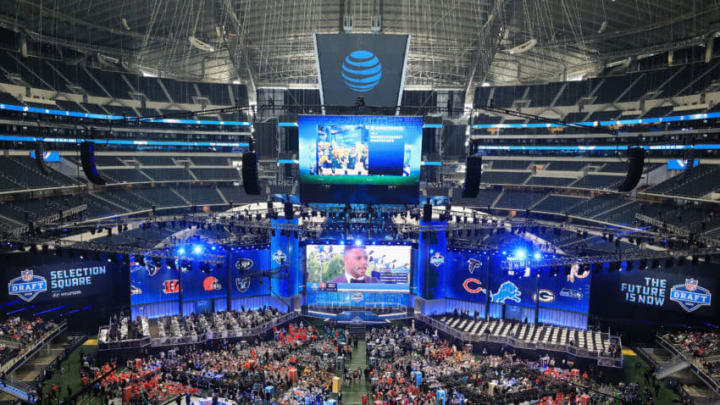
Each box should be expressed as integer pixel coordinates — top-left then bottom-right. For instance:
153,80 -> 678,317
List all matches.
229,247 -> 271,298
416,221 -> 447,299
443,250 -> 489,303
180,260 -> 227,303
129,257 -> 180,306
270,219 -> 300,297
538,264 -> 591,314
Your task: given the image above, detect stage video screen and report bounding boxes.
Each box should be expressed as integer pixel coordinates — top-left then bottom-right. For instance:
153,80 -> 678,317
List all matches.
306,244 -> 411,291
298,115 -> 422,204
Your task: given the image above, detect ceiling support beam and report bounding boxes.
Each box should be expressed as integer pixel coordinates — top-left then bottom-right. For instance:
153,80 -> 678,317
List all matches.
463,0 -> 514,111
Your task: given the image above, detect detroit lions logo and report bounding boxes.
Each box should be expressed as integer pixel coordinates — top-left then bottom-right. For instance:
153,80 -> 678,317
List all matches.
491,281 -> 521,304
467,258 -> 482,274
235,277 -> 251,293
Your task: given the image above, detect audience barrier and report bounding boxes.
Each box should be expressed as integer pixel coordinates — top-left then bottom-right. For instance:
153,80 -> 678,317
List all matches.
415,313 -> 623,368
657,334 -> 720,395
99,312 -> 298,350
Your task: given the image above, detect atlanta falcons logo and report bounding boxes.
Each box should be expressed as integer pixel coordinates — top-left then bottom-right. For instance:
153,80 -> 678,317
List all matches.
467,258 -> 482,274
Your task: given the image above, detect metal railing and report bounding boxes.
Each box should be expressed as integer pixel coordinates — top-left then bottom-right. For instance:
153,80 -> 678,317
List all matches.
0,320 -> 67,375
415,314 -> 624,368
656,334 -> 720,394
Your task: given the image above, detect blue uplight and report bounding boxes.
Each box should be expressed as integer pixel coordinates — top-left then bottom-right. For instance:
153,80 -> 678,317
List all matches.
177,247 -> 186,255
513,249 -> 527,260
533,252 -> 542,260
193,245 -> 203,255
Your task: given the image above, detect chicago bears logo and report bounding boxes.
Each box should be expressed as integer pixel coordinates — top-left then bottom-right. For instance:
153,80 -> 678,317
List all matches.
235,258 -> 254,272
235,277 -> 251,293
491,281 -> 521,304
532,289 -> 555,303
273,250 -> 287,265
462,278 -> 486,294
670,278 -> 712,312
163,280 -> 180,294
467,258 -> 482,274
8,270 -> 47,302
429,252 -> 445,268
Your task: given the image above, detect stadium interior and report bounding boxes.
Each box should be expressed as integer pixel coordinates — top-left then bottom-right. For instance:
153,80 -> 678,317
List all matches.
0,1 -> 719,404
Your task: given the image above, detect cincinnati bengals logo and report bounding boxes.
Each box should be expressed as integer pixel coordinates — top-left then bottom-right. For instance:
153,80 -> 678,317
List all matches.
463,278 -> 486,294
163,279 -> 180,294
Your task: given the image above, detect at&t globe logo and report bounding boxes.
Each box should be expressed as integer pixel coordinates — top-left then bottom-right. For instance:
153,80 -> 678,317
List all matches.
341,50 -> 382,93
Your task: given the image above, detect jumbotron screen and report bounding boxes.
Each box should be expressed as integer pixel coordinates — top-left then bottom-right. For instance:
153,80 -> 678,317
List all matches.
298,115 -> 422,203
305,244 -> 411,291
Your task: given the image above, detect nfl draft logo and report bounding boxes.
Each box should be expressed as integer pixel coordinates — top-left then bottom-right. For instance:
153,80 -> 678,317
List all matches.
429,252 -> 445,267
273,250 -> 287,265
670,278 -> 712,312
8,270 -> 47,302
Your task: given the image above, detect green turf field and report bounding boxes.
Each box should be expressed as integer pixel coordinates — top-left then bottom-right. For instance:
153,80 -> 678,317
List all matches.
40,338 -> 103,405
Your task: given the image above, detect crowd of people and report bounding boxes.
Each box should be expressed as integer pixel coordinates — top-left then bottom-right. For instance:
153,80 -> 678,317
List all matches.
663,330 -> 720,358
0,316 -> 57,369
49,318 -> 350,405
364,326 -> 668,405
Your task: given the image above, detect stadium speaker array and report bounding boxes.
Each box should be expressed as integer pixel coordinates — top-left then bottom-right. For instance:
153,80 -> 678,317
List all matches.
34,142 -> 49,175
242,152 -> 260,195
423,204 -> 432,222
618,147 -> 645,192
461,156 -> 482,198
80,142 -> 106,185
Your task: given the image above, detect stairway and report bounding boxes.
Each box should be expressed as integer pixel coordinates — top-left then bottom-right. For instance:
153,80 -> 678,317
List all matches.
655,356 -> 691,379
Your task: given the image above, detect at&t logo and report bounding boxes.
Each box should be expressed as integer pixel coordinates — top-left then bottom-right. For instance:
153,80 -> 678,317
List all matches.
341,50 -> 382,93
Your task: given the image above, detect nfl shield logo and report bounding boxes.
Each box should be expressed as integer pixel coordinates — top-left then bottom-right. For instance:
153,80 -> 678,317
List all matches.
429,252 -> 445,268
670,278 -> 712,312
273,250 -> 287,265
9,269 -> 48,302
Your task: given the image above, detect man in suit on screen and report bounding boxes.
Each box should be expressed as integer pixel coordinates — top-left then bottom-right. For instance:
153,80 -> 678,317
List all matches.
330,245 -> 380,283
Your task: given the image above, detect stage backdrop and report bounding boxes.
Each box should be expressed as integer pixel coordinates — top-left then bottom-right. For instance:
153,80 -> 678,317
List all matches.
591,263 -> 718,326
2,253 -> 128,329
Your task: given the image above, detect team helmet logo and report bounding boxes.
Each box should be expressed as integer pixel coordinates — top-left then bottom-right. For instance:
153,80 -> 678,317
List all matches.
467,258 -> 482,274
491,281 -> 521,304
429,252 -> 445,268
163,280 -> 180,294
670,278 -> 712,312
341,50 -> 382,93
8,270 -> 47,302
462,278 -> 486,294
559,288 -> 584,300
235,277 -> 251,293
203,276 -> 222,291
235,258 -> 254,272
567,263 -> 590,283
532,289 -> 555,303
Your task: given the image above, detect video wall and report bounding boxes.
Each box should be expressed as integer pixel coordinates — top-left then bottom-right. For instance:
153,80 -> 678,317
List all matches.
298,115 -> 423,203
305,243 -> 411,291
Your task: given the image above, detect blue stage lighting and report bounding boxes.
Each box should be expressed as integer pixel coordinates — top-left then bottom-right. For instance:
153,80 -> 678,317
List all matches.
513,249 -> 527,260
354,239 -> 363,247
533,252 -> 542,260
193,245 -> 203,255
177,247 -> 186,255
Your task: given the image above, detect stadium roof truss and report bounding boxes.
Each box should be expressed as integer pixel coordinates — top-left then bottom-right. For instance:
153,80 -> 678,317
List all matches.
2,0 -> 719,91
